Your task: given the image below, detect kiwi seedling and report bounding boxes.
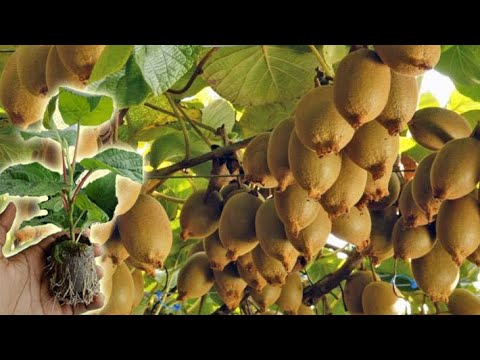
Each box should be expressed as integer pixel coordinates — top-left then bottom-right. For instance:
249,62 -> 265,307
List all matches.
375,45 -> 441,77
236,252 -> 268,292
16,45 -> 51,96
243,132 -> 279,188
56,45 -> 106,81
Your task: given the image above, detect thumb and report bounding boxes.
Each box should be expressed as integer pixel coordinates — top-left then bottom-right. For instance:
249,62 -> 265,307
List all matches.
0,202 -> 16,260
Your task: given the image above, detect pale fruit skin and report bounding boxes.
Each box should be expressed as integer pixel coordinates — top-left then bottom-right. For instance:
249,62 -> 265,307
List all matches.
16,45 -> 51,96
267,117 -> 296,192
411,153 -> 442,221
398,180 -> 429,228
392,217 -> 436,261
250,284 -> 282,311
236,252 -> 267,292
366,207 -> 398,265
114,176 -> 142,217
408,108 -> 472,151
56,45 -> 106,81
31,138 -> 62,171
412,241 -> 460,303
362,281 -> 407,315
297,304 -> 315,315
375,45 -> 441,77
467,246 -> 480,267
368,172 -> 401,211
131,270 -> 145,309
288,131 -> 342,200
243,132 -> 279,188
118,194 -> 173,268
180,190 -> 223,240
448,289 -> 480,315
276,272 -> 303,315
344,121 -> 399,181
251,245 -> 288,286
436,195 -> 480,265
125,257 -> 156,277
104,229 -> 130,265
177,252 -> 214,301
333,49 -> 391,128
187,240 -> 205,259
46,46 -> 86,95
375,71 -> 418,135
344,271 -> 377,314
204,231 -> 231,271
77,127 -> 100,159
295,86 -> 354,156
213,263 -> 248,310
358,170 -> 394,208
331,207 -> 371,251
100,262 -> 135,315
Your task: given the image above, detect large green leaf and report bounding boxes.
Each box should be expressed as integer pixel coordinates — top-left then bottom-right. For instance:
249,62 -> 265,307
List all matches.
74,192 -> 110,225
418,92 -> 440,110
447,89 -> 480,114
202,99 -> 236,134
84,172 -> 118,219
89,45 -> 133,83
20,128 -> 77,146
0,121 -> 33,170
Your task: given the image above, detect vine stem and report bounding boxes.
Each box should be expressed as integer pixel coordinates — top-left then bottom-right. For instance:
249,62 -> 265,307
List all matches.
177,105 -> 213,147
308,45 -> 335,78
71,170 -> 94,204
71,123 -> 81,170
153,192 -> 186,204
166,93 -> 190,161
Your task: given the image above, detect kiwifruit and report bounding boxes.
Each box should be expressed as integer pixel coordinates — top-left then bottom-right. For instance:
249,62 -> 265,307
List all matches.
333,49 -> 391,128
375,71 -> 418,135
56,45 -> 105,81
467,246 -> 480,267
251,245 -> 288,286
177,252 -> 215,301
104,223 -> 129,265
99,269 -> 113,307
448,288 -> 480,315
375,45 -> 441,77
243,132 -> 279,188
46,46 -> 86,95
219,182 -> 249,202
204,231 -> 231,271
267,117 -> 296,191
16,45 -> 51,96
295,86 -> 354,156
361,281 -> 407,315
297,304 -> 315,315
187,240 -> 205,258
275,272 -> 303,315
320,153 -> 368,218
255,198 -> 299,271
288,131 -> 342,200
125,257 -> 156,277
392,217 -> 436,261
412,241 -> 460,302
258,310 -> 282,315
368,172 -> 401,211
286,204 -> 331,261
118,194 -> 173,268
409,108 -> 472,151
219,192 -> 262,260
77,127 -> 100,159
411,153 -> 442,221
180,190 -> 223,240
344,270 -> 378,315
32,138 -> 62,170
398,180 -> 429,228
131,269 -> 144,309
250,284 -> 282,311
0,52 -> 48,128
436,194 -> 480,265
344,121 -> 399,181
274,182 -> 321,238
357,170 -> 394,208
430,137 -> 480,200
114,176 -> 142,216
213,263 -> 248,310
366,207 -> 398,264
100,262 -> 135,315
331,207 -> 371,251
236,252 -> 267,292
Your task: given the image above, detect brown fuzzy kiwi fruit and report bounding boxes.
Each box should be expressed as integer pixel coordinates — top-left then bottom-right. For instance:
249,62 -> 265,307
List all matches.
411,153 -> 442,221
213,263 -> 248,310
77,127 -> 100,159
344,121 -> 399,181
236,252 -> 267,292
333,49 -> 391,128
0,52 -> 48,128
295,86 -> 354,156
392,217 -> 436,261
103,222 -> 129,265
100,262 -> 135,315
331,207 -> 371,251
467,246 -> 480,267
251,245 -> 288,286
243,132 -> 279,188
250,284 -> 282,311
177,252 -> 214,301
366,207 -> 398,264
46,46 -> 86,95
125,257 -> 156,277
375,71 -> 418,135
219,182 -> 249,202
219,192 -> 263,260
114,176 -> 142,216
275,272 -> 303,315
362,281 -> 408,315
16,45 -> 51,96
56,45 -> 105,81
448,288 -> 480,315
398,180 -> 429,228
321,153 -> 368,218
288,131 -> 342,200
31,138 -> 62,170
368,172 -> 401,211
204,230 -> 231,271
180,190 -> 223,240
344,270 -> 378,315
131,269 -> 144,309
436,194 -> 480,265
118,194 -> 173,268
267,117 -> 296,191
358,168 -> 394,208
297,304 -> 315,315
412,241 -> 460,302
375,45 -> 441,77
187,240 -> 205,258
430,137 -> 480,200
255,198 -> 299,271
274,182 -> 321,238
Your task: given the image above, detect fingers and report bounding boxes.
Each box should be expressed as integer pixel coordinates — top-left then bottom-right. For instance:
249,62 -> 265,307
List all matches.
0,202 -> 16,233
74,293 -> 105,315
96,264 -> 104,279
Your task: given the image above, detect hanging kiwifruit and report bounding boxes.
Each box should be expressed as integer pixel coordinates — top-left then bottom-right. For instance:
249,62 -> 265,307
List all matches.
125,257 -> 156,277
56,45 -> 105,81
375,71 -> 418,135
250,284 -> 282,311
213,263 -> 248,310
398,180 -> 429,228
368,172 -> 401,211
177,252 -> 215,301
374,45 -> 441,77
114,176 -> 142,217
357,170 -> 394,208
275,272 -> 303,315
180,190 -> 223,240
448,288 -> 480,315
77,127 -> 100,159
274,182 -> 321,238
255,199 -> 299,271
236,252 -> 267,292
467,246 -> 480,267
243,132 -> 279,188
251,245 -> 288,286
430,137 -> 480,200
344,121 -> 399,181
219,192 -> 263,260
187,240 -> 205,258
362,281 -> 408,315
219,182 -> 249,203
103,222 -> 129,265
204,231 -> 231,271
100,262 -> 135,315
131,269 -> 144,310
333,49 -> 391,128
411,153 -> 442,221
412,241 -> 460,302
117,194 -> 173,268
267,117 -> 296,191
16,45 -> 51,96
331,207 -> 371,251
436,194 -> 480,265
366,207 -> 398,264
295,86 -> 354,156
297,304 -> 315,315
32,138 -> 62,170
392,217 -> 436,261
46,46 -> 85,95
320,153 -> 368,218
288,131 -> 342,200
344,270 -> 378,315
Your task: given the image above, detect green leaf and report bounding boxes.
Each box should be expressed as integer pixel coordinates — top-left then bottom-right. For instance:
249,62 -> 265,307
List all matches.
74,192 -> 110,225
89,45 -> 133,83
42,94 -> 59,129
84,172 -> 118,219
80,148 -> 143,183
202,99 -> 236,134
21,208 -> 69,229
154,188 -> 179,221
461,110 -> 480,129
20,128 -> 77,146
404,143 -> 433,163
170,63 -> 208,100
436,46 -> 480,87
202,46 -> 318,107
133,45 -> 200,95
0,121 -> 33,170
447,89 -> 480,114
418,92 -> 440,110
400,137 -> 416,153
